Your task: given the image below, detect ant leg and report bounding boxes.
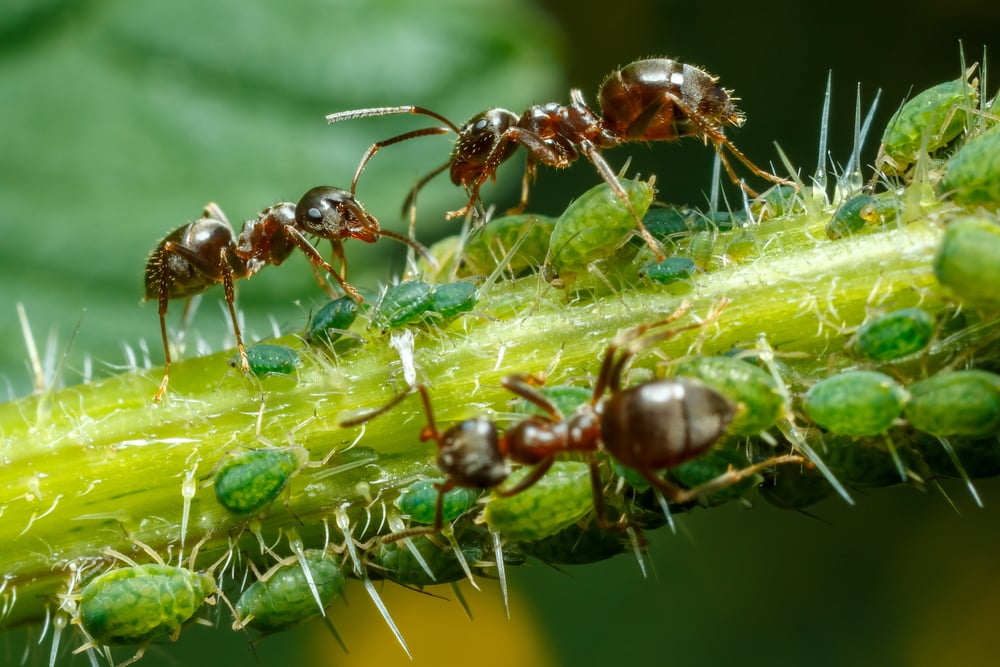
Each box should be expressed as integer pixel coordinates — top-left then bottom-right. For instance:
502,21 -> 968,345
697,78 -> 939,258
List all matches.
494,457 -> 555,497
507,159 -> 538,215
671,454 -> 806,504
401,161 -> 450,217
219,251 -> 248,372
153,267 -> 173,403
578,141 -> 666,261
281,227 -> 364,302
500,373 -> 562,419
338,386 -> 415,428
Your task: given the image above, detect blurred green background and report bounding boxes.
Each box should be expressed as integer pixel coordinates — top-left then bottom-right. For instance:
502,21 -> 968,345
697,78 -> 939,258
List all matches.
2,0 -> 999,665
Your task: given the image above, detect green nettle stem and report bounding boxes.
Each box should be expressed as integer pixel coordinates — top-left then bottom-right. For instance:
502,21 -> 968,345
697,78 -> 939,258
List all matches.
0,186 -> 994,638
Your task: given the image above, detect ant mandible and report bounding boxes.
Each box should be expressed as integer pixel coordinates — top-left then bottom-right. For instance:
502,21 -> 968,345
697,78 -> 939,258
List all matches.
144,187 -> 430,402
326,58 -> 793,259
341,301 -> 804,536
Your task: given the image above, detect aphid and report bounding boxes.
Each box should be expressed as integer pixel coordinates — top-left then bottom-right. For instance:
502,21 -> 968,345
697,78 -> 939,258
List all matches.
802,370 -> 908,436
462,213 -> 557,275
848,308 -> 936,362
822,434 -> 919,488
482,461 -> 593,542
231,343 -> 300,377
427,281 -> 478,319
306,296 -> 360,345
234,549 -> 345,634
213,447 -> 307,515
366,534 -> 485,588
547,177 -> 656,274
144,188 -> 426,401
757,464 -> 834,510
517,519 -> 628,566
825,192 -> 902,240
342,302 -> 804,537
378,280 -> 435,328
938,126 -> 1000,206
669,446 -> 754,506
904,370 -> 1000,437
326,58 -> 792,258
934,215 -> 1000,308
874,68 -> 979,176
672,355 -> 785,436
395,478 -> 480,525
911,432 -> 1000,480
74,548 -> 217,665
751,184 -> 802,221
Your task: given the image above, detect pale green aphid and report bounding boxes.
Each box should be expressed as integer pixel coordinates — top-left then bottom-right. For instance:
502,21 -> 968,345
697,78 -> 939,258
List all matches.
232,343 -> 300,377
802,370 -> 908,436
394,478 -> 480,525
483,461 -> 592,542
462,213 -> 557,275
78,563 -> 215,647
379,280 -> 435,327
637,256 -> 697,285
547,177 -> 655,272
213,447 -> 307,515
934,215 -> 1000,308
938,126 -> 1000,205
234,549 -> 345,633
427,281 -> 478,319
905,370 -> 1000,436
876,72 -> 979,175
849,308 -> 936,361
673,356 -> 785,436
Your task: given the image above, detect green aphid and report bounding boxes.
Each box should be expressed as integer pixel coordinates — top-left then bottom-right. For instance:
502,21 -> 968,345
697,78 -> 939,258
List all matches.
231,344 -> 300,377
686,230 -> 716,268
803,371 -> 908,436
640,206 -> 699,241
368,535 -> 484,587
757,465 -> 834,510
850,308 -> 935,361
670,446 -> 754,505
823,435 -> 915,488
939,126 -> 1000,205
483,461 -> 592,542
79,564 -> 215,646
379,280 -> 435,327
513,384 -> 592,418
826,193 -> 901,240
751,184 -> 801,220
934,216 -> 1000,308
462,213 -> 556,275
394,478 -> 480,525
637,256 -> 697,285
724,230 -> 756,263
427,281 -> 478,319
905,370 -> 1000,436
213,447 -> 306,515
518,520 -> 626,565
235,550 -> 345,633
306,296 -> 359,345
548,177 -> 655,272
910,432 -> 1000,480
673,356 -> 784,436
877,74 -> 978,175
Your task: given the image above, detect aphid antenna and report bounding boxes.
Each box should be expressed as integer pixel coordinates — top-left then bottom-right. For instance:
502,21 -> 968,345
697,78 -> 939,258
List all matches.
333,506 -> 412,659
812,71 -> 833,200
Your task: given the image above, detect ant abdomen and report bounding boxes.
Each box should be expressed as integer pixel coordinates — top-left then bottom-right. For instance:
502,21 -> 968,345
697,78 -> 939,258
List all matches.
599,377 -> 736,472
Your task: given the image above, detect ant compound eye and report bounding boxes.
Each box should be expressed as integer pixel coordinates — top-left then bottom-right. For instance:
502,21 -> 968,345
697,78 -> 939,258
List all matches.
473,118 -> 490,133
307,206 -> 323,221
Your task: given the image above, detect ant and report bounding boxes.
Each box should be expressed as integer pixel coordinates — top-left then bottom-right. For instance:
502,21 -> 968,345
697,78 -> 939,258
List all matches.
144,187 -> 430,402
326,58 -> 793,259
341,302 -> 805,537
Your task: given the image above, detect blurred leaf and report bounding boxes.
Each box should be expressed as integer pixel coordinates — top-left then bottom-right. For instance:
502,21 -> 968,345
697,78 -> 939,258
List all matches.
0,0 -> 564,398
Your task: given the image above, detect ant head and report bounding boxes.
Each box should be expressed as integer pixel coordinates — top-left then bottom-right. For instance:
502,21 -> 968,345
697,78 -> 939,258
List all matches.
431,417 -> 509,489
295,186 -> 380,244
449,108 -> 520,187
234,203 -> 297,273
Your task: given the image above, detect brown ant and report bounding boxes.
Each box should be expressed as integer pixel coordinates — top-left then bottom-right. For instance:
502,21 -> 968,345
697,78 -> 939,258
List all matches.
326,58 -> 793,259
341,302 -> 804,536
144,187 -> 429,402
